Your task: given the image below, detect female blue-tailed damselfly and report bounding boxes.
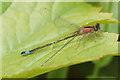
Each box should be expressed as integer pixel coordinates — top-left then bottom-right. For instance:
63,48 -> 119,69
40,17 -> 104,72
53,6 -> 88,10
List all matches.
21,23 -> 100,66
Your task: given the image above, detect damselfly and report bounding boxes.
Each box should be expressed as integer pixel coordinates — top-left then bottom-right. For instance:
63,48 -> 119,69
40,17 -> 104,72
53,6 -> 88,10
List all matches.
21,23 -> 100,66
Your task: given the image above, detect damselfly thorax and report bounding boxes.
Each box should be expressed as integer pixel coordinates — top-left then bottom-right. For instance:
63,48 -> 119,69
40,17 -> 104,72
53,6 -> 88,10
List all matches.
76,23 -> 100,36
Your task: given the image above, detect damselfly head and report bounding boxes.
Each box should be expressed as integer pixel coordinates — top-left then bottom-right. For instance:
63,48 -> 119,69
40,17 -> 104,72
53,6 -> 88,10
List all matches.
94,23 -> 100,31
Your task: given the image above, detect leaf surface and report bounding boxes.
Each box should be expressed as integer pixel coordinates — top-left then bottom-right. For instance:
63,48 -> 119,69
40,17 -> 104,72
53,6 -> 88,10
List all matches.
2,2 -> 118,78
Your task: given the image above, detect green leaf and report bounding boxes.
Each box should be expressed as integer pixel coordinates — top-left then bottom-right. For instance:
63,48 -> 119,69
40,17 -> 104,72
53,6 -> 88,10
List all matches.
2,2 -> 118,78
0,2 -> 12,15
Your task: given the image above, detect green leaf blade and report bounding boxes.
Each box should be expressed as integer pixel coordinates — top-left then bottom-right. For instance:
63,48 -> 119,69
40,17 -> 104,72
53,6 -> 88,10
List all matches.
2,2 -> 118,78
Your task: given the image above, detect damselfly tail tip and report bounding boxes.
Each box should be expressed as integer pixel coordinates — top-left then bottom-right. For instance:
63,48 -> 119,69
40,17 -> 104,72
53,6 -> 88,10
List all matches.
21,51 -> 32,55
